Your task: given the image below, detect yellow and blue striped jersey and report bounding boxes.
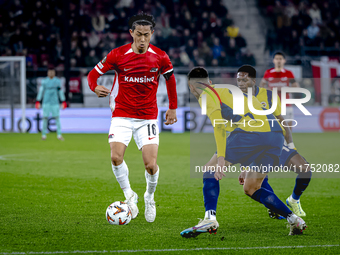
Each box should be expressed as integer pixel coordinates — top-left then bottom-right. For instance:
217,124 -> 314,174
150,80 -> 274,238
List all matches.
254,86 -> 281,117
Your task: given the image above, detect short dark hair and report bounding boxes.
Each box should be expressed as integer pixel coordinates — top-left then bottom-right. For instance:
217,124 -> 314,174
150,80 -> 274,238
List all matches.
47,64 -> 55,70
273,51 -> 286,59
128,12 -> 156,31
188,67 -> 209,80
237,65 -> 256,78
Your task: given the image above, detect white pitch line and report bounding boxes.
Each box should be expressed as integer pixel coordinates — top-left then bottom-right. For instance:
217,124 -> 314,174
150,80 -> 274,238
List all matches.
0,244 -> 339,254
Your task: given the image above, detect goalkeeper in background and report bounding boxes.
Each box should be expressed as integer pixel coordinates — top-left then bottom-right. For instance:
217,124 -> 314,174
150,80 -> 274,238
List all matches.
35,66 -> 67,140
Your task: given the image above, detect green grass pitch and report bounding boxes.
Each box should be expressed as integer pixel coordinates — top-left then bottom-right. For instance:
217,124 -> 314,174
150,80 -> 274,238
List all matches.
0,132 -> 339,255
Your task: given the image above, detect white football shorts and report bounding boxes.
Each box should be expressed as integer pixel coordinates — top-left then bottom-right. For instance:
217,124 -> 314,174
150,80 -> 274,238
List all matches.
108,117 -> 159,150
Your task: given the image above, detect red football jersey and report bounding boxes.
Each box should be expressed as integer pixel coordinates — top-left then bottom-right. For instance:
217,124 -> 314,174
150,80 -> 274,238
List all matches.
263,68 -> 295,99
93,43 -> 175,119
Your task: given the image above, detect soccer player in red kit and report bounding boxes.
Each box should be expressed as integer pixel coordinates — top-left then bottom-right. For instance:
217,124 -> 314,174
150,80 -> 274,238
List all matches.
260,52 -> 300,127
87,13 -> 178,223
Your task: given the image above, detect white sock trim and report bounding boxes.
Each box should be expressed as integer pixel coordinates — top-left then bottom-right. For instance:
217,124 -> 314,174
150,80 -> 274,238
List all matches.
205,210 -> 217,220
287,213 -> 297,224
290,195 -> 299,203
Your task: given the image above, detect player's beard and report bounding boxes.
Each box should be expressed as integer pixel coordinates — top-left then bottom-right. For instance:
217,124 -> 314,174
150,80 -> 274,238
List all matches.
138,49 -> 143,53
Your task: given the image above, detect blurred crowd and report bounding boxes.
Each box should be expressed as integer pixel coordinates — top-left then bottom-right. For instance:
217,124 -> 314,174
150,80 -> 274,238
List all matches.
0,0 -> 256,69
259,0 -> 340,59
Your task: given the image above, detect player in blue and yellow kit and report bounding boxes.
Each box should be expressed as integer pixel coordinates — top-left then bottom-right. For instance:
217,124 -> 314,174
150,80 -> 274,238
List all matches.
236,65 -> 312,219
180,67 -> 307,238
35,67 -> 67,140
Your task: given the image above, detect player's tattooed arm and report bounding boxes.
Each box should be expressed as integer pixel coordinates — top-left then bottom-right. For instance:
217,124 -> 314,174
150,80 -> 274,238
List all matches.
276,114 -> 294,144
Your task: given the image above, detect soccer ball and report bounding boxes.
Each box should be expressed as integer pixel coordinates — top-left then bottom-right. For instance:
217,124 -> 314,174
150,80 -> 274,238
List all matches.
106,201 -> 132,225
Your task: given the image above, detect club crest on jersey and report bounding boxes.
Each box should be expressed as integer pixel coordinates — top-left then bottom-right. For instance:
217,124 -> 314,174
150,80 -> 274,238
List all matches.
150,68 -> 158,72
261,101 -> 267,108
108,134 -> 114,138
124,76 -> 154,83
102,56 -> 107,63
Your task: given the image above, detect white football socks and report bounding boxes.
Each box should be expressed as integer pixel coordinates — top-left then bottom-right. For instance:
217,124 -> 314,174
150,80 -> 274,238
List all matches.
205,210 -> 217,220
111,161 -> 133,199
145,166 -> 159,200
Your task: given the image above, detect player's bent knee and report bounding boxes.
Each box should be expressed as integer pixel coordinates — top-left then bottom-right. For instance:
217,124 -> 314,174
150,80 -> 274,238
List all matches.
144,161 -> 157,174
111,154 -> 124,166
243,183 -> 261,197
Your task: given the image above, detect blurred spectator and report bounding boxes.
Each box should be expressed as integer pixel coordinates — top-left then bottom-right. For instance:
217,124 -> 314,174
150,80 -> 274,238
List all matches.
80,40 -> 90,57
53,40 -> 65,65
329,19 -> 340,40
301,29 -> 313,47
70,58 -> 77,68
215,0 -> 228,18
226,21 -> 239,38
287,30 -> 300,56
235,34 -> 247,49
225,38 -> 240,66
88,31 -> 100,48
307,21 -> 319,39
180,51 -> 190,66
308,3 -> 322,24
74,48 -> 84,67
211,58 -> 219,67
85,50 -> 99,67
167,29 -> 181,49
241,49 -> 256,66
222,13 -> 233,30
198,41 -> 212,64
211,38 -> 223,59
186,39 -> 195,58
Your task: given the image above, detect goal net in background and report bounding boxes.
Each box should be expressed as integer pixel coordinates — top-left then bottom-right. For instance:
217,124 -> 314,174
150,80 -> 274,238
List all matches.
0,56 -> 26,132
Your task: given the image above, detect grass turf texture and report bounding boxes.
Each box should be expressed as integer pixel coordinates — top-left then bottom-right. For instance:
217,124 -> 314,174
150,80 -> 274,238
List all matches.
0,133 -> 339,255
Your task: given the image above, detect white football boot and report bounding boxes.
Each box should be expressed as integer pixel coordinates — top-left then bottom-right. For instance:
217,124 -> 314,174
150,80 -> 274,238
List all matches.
287,214 -> 307,235
124,191 -> 139,219
181,218 -> 219,238
144,192 -> 156,222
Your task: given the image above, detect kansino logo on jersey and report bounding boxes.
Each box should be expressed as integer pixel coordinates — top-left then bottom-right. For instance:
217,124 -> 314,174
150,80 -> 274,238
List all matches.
200,84 -> 312,128
124,76 -> 155,82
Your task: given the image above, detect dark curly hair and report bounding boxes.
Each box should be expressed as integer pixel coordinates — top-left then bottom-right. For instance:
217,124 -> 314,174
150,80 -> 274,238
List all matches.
128,12 -> 156,31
